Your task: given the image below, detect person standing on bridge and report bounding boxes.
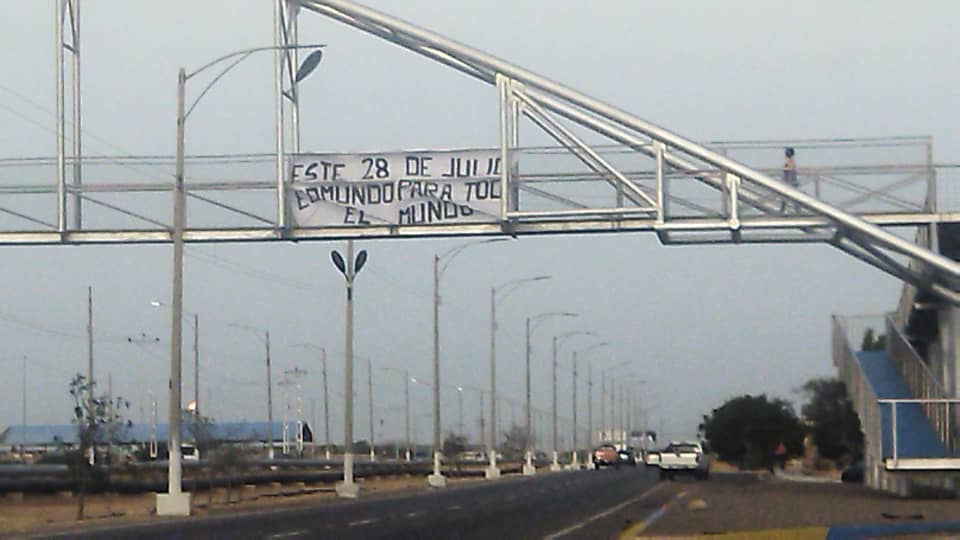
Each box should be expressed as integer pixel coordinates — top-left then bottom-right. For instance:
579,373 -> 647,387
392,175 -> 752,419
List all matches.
780,147 -> 799,213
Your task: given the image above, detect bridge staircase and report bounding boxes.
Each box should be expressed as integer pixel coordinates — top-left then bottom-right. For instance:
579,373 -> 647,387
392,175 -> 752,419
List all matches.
835,234 -> 960,496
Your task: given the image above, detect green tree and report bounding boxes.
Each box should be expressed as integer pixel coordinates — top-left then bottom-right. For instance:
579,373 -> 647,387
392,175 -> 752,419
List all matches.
861,328 -> 887,351
499,424 -> 534,461
699,394 -> 805,470
443,433 -> 467,456
801,378 -> 863,465
443,433 -> 468,473
68,374 -> 131,520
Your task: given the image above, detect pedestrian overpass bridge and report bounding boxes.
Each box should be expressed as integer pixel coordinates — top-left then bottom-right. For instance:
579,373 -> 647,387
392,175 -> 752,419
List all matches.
10,0 -> 960,497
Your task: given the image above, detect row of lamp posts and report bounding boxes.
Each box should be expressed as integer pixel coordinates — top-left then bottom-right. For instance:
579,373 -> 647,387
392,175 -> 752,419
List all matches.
160,39 -> 645,514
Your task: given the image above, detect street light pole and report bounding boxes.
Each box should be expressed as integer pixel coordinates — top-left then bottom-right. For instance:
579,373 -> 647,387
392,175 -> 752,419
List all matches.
193,314 -> 199,415
456,386 -> 464,436
571,341 -> 608,469
488,286 -> 496,477
367,357 -> 375,462
430,253 -> 443,488
323,350 -> 330,460
430,239 -> 505,488
155,67 -> 190,516
549,330 -> 594,471
405,370 -> 411,461
158,42 -> 324,517
523,311 -> 577,476
331,241 -> 368,498
487,275 -> 549,480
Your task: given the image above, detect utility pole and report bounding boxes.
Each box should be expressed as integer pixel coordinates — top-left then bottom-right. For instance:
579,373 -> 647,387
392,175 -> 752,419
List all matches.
87,286 -> 94,419
193,314 -> 199,415
571,351 -> 578,469
478,393 -> 485,450
322,350 -> 330,460
456,386 -> 464,436
488,286 -> 497,478
551,335 -> 559,471
311,398 -> 317,457
20,355 -> 26,459
524,317 -> 533,475
266,331 -> 273,460
587,363 -> 593,452
278,378 -> 294,455
284,367 -> 308,454
404,370 -> 411,461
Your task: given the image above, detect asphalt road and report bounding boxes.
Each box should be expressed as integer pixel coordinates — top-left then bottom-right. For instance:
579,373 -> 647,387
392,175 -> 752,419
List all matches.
44,467 -> 662,540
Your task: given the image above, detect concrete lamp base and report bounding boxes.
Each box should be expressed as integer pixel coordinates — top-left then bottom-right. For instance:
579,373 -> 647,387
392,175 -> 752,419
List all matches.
336,481 -> 360,499
484,466 -> 501,479
156,492 -> 192,516
522,463 -> 537,476
427,473 -> 447,488
549,463 -> 562,472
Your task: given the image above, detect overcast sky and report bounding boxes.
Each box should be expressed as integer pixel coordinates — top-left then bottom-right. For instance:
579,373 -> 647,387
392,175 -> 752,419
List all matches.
0,1 -> 957,448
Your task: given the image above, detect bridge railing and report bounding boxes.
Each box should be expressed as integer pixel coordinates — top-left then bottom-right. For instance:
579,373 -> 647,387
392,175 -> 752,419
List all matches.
878,398 -> 960,468
885,315 -> 954,452
832,315 -> 884,487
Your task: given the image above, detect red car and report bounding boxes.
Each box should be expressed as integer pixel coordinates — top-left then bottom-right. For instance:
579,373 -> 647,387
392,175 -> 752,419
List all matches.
592,444 -> 619,468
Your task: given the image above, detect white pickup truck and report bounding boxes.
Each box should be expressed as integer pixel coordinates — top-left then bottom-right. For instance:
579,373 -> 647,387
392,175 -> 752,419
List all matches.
656,441 -> 710,481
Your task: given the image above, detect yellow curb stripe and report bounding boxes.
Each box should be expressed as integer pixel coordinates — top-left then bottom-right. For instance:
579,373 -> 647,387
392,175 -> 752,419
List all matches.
617,489 -> 690,540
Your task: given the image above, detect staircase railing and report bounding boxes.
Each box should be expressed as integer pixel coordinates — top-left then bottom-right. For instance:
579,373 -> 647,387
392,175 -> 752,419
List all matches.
832,315 -> 883,485
885,315 -> 955,452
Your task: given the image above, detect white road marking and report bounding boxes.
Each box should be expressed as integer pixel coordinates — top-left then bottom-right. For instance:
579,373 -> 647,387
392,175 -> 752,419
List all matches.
347,518 -> 379,527
447,504 -> 462,510
542,483 -> 667,540
267,530 -> 309,539
406,511 -> 426,518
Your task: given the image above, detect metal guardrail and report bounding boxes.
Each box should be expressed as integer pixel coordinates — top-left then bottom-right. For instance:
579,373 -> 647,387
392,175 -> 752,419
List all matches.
0,459 -> 528,494
878,398 -> 960,467
832,315 -> 884,488
885,315 -> 954,452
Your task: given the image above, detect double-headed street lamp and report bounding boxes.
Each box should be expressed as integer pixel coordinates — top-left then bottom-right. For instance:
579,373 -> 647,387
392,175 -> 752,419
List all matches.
330,242 -> 369,498
524,311 -> 577,475
430,238 -> 505,488
160,42 -> 324,517
550,330 -> 595,471
291,344 -> 331,460
487,275 -> 550,479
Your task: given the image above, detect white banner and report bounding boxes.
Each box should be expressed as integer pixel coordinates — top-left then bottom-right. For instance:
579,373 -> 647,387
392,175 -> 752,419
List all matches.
289,149 -> 504,227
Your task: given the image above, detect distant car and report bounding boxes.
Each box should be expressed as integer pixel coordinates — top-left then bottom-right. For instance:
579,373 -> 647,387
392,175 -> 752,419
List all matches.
658,441 -> 710,481
592,444 -> 619,468
617,447 -> 637,466
459,450 -> 487,462
643,450 -> 661,467
841,459 -> 864,483
181,444 -> 200,462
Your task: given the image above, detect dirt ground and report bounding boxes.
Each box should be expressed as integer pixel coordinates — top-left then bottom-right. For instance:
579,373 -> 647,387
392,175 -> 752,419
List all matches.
0,474 -> 484,538
641,473 -> 960,537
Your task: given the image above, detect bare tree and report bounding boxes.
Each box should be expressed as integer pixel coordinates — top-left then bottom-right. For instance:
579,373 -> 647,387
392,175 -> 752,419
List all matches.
68,374 -> 131,520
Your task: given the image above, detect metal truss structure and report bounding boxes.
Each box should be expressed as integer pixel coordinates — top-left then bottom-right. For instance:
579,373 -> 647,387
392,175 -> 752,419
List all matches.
3,1 -> 959,303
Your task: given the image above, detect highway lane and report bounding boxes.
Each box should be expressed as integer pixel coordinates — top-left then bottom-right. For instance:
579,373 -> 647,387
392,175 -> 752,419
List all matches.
47,467 -> 662,539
